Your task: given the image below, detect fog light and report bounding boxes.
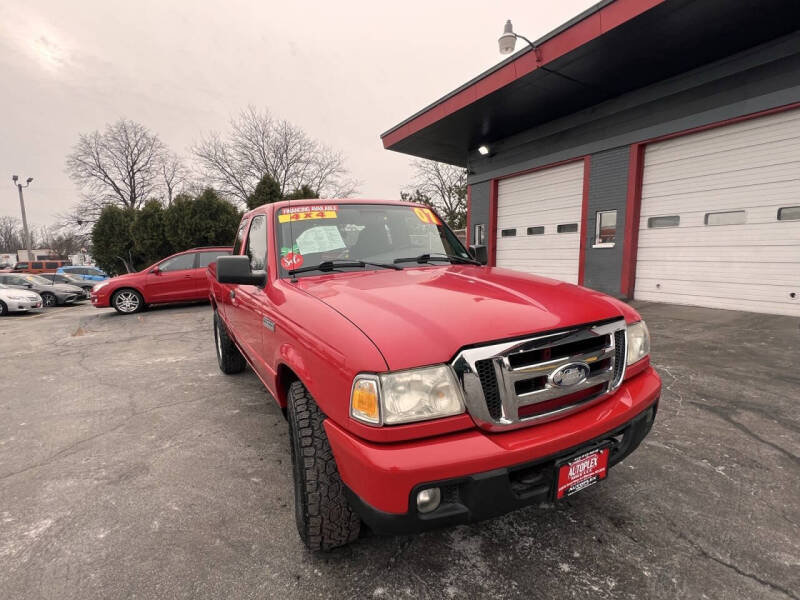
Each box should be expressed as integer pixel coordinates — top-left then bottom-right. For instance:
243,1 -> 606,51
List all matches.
416,487 -> 441,514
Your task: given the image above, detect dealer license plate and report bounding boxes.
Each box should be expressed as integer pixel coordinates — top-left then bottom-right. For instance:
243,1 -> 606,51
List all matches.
555,445 -> 610,500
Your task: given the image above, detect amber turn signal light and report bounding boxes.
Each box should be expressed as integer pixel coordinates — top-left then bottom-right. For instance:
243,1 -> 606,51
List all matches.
351,377 -> 380,425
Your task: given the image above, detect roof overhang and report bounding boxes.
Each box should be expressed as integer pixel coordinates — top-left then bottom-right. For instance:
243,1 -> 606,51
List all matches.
381,0 -> 800,166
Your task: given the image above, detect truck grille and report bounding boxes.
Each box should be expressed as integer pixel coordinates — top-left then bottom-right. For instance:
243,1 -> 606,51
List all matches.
452,319 -> 627,431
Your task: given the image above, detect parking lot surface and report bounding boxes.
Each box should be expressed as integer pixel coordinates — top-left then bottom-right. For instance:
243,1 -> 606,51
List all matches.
1,301 -> 798,599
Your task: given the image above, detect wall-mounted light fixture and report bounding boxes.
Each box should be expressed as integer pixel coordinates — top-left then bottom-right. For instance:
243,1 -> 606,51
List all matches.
478,145 -> 490,156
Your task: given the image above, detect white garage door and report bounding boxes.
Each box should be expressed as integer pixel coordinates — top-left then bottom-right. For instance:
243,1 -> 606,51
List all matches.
496,161 -> 584,284
635,108 -> 800,316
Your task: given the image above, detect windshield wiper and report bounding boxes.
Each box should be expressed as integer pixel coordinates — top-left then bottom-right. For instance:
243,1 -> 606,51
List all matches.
288,259 -> 402,275
393,253 -> 481,266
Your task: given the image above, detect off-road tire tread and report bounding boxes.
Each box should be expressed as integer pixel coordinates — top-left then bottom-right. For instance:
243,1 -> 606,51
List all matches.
214,311 -> 246,374
288,380 -> 360,551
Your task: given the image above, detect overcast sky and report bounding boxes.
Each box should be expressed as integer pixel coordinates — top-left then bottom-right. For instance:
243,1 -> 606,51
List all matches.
0,0 -> 596,227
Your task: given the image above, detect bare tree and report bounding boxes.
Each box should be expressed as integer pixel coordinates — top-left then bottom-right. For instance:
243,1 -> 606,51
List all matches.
402,159 -> 468,229
160,151 -> 190,206
66,119 -> 167,217
0,216 -> 24,253
193,106 -> 357,204
39,224 -> 89,257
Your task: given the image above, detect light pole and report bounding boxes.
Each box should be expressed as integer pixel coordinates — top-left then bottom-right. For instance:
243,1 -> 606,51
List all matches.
12,175 -> 34,265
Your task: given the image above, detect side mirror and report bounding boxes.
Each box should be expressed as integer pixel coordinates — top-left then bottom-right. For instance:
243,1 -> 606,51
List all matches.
216,255 -> 266,286
469,245 -> 488,265
151,266 -> 160,275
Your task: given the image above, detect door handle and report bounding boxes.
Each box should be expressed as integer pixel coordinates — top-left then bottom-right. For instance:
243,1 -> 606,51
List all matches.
230,290 -> 236,300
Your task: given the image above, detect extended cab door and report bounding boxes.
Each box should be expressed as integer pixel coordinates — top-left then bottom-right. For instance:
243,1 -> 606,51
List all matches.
216,219 -> 249,323
145,252 -> 197,303
227,214 -> 273,380
195,250 -> 231,300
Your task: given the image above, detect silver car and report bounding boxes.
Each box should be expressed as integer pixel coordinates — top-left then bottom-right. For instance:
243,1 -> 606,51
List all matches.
0,283 -> 43,315
0,273 -> 85,307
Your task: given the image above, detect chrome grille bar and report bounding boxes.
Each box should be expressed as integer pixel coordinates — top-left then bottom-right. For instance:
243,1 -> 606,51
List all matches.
452,319 -> 627,431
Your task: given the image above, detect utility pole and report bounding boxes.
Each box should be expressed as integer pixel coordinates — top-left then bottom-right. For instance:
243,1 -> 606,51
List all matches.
12,175 -> 34,264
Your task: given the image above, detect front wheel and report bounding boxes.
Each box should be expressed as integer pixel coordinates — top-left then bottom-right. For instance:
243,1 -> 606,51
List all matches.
0,300 -> 7,316
112,289 -> 143,314
287,380 -> 360,551
40,292 -> 57,307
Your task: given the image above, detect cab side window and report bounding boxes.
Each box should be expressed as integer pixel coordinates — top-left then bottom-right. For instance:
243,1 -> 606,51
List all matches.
159,253 -> 196,272
233,219 -> 249,256
245,215 -> 267,271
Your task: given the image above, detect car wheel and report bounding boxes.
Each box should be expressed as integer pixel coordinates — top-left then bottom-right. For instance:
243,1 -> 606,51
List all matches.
213,310 -> 245,374
40,292 -> 57,307
112,289 -> 143,314
287,380 -> 361,551
0,300 -> 7,316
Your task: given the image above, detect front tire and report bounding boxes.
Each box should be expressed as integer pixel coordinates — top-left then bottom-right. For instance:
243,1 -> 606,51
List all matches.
0,300 -> 7,316
213,310 -> 245,374
112,289 -> 143,314
40,292 -> 57,307
287,380 -> 360,551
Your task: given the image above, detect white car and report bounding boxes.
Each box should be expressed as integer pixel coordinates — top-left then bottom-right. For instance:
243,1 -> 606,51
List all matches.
0,283 -> 43,315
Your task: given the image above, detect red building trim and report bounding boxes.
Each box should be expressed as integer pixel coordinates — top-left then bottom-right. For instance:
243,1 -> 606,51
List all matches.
381,0 -> 666,149
488,179 -> 498,266
465,185 -> 472,246
620,144 -> 645,297
578,157 -> 592,286
620,100 -> 800,297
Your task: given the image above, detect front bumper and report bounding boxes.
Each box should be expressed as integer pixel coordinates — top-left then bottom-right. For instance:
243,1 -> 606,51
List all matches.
325,365 -> 661,529
90,290 -> 111,307
8,298 -> 42,312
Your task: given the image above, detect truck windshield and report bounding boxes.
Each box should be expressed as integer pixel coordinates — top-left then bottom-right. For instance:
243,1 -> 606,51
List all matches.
275,203 -> 471,278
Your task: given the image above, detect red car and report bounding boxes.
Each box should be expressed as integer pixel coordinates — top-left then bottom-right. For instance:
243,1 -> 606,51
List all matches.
91,247 -> 232,314
208,200 -> 660,551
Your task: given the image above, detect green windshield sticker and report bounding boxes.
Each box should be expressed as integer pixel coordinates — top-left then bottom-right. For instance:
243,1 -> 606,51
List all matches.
280,244 -> 300,256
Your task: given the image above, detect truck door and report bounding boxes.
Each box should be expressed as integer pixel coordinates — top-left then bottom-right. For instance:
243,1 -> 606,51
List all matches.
228,214 -> 273,381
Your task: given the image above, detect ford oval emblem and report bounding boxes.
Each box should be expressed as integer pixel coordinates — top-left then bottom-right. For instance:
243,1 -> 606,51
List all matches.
549,362 -> 590,388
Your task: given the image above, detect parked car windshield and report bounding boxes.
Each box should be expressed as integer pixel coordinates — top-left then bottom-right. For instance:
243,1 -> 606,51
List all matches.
275,203 -> 469,278
22,275 -> 53,285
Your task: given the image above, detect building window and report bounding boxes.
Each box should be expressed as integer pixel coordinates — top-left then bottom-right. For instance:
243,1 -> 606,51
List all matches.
557,223 -> 578,233
501,228 -> 517,237
777,206 -> 800,221
705,210 -> 745,226
593,210 -> 617,247
648,215 -> 680,228
526,226 -> 544,235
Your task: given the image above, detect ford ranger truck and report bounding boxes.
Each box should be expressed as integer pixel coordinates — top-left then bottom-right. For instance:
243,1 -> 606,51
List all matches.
208,199 -> 661,551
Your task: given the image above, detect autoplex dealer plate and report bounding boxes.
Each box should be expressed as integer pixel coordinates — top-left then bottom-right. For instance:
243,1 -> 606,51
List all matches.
555,446 -> 610,500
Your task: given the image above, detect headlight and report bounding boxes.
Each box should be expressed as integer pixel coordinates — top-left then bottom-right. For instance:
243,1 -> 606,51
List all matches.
93,281 -> 109,292
626,320 -> 651,365
9,295 -> 29,300
350,365 -> 465,426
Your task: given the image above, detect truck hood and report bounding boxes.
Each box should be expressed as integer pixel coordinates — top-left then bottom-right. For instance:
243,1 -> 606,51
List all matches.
297,266 -> 636,371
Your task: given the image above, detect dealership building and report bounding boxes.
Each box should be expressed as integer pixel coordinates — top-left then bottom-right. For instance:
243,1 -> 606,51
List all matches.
381,0 -> 800,317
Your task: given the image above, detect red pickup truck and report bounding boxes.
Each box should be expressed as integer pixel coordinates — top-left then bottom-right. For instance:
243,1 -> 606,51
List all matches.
208,199 -> 660,551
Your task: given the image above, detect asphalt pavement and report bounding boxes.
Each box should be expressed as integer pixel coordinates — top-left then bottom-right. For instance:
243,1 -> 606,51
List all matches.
1,300 -> 798,599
